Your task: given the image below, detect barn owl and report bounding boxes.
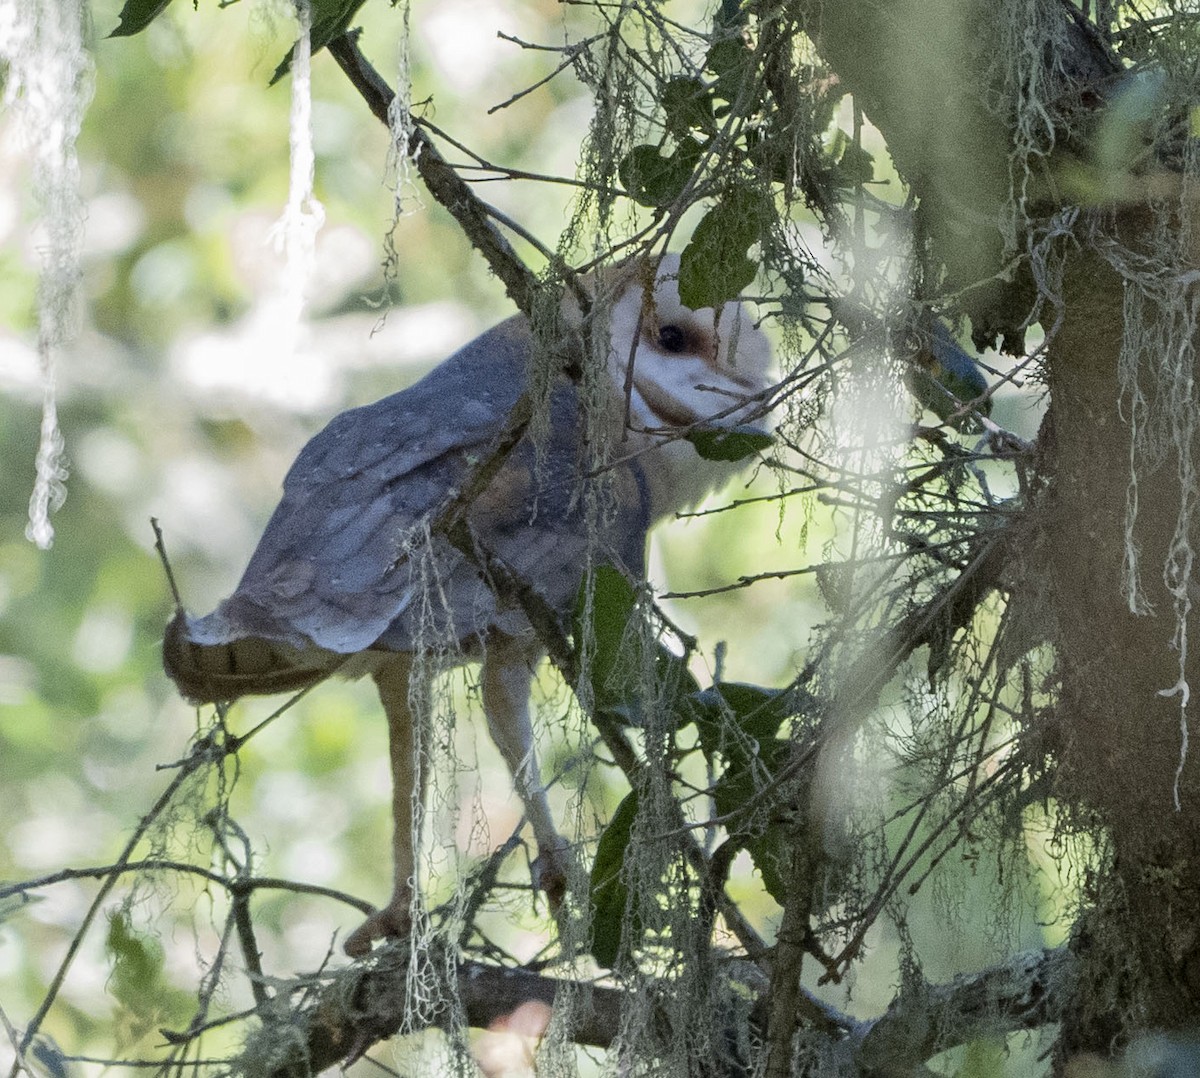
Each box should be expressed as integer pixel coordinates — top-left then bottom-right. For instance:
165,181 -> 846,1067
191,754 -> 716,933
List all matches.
164,253 -> 773,955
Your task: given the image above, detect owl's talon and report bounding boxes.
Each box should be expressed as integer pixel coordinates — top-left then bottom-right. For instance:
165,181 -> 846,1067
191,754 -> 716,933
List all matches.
344,896 -> 413,957
532,842 -> 571,910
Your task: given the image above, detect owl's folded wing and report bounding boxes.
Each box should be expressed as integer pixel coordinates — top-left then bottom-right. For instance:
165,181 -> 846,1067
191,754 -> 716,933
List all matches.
165,317 -> 560,701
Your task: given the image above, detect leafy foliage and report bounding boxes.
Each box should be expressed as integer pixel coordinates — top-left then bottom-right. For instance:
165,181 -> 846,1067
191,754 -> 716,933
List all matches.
685,425 -> 774,462
618,143 -> 701,209
109,0 -> 176,38
576,567 -> 802,930
588,790 -> 640,968
270,0 -> 372,85
105,910 -> 191,1046
677,187 -> 768,309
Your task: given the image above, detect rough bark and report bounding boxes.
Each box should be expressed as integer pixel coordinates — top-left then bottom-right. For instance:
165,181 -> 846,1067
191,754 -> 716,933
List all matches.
1041,221 -> 1200,1056
235,942 -> 1069,1078
797,0 -> 1200,1061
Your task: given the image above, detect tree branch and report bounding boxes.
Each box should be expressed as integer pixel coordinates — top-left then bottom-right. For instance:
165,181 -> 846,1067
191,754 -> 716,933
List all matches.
854,946 -> 1072,1073
794,0 -> 1120,347
235,943 -> 1071,1077
237,944 -> 626,1078
325,32 -> 540,318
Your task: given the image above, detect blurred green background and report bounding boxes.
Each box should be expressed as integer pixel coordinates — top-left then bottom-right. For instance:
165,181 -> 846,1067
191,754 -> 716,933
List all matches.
0,2 -> 1060,1074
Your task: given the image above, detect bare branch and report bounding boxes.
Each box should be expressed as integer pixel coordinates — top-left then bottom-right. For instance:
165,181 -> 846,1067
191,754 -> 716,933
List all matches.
11,732 -> 231,1067
325,32 -> 540,318
854,947 -> 1072,1072
234,943 -> 1071,1077
237,945 -> 626,1077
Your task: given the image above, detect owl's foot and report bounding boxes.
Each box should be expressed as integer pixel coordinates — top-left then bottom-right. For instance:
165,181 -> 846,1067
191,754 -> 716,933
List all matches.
344,889 -> 413,957
531,838 -> 572,911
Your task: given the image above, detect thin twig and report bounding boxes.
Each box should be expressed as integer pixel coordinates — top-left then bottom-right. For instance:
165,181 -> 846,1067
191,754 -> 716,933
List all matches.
1,860 -> 374,914
325,32 -> 539,318
231,889 -> 268,1009
151,516 -> 183,613
487,38 -> 595,114
12,733 -> 226,1068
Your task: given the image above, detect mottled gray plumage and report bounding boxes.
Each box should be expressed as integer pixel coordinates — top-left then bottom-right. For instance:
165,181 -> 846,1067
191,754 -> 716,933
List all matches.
168,317 -> 645,693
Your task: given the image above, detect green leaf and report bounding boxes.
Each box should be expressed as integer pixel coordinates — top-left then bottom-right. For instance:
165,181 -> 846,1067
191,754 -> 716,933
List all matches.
573,564 -> 637,709
745,125 -> 795,187
678,187 -> 768,309
715,0 -> 747,30
689,682 -> 793,777
834,141 -> 875,187
686,425 -> 773,462
825,129 -> 876,189
710,733 -> 793,903
746,830 -> 791,903
705,37 -> 753,102
707,736 -> 789,814
589,791 -> 641,968
106,909 -> 165,1012
109,0 -> 176,38
106,909 -> 192,1046
618,146 -> 674,207
573,565 -> 699,723
270,0 -> 368,85
679,245 -> 756,310
690,682 -> 791,748
662,77 -> 716,137
618,144 -> 696,208
687,683 -> 798,903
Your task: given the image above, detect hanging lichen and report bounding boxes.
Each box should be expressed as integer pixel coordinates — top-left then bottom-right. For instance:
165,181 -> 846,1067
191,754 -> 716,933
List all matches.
266,0 -> 326,362
1,0 -> 92,548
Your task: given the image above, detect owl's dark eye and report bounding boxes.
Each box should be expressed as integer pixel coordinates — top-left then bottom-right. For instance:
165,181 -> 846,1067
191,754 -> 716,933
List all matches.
657,324 -> 688,353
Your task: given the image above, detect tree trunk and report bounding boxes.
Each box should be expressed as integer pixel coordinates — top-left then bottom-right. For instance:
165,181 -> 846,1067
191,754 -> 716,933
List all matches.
799,0 -> 1200,1058
1041,215 -> 1200,1056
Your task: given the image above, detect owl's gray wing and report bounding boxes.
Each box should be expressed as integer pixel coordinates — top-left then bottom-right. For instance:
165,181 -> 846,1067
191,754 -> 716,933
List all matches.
167,316 -> 578,699
227,318 -> 533,647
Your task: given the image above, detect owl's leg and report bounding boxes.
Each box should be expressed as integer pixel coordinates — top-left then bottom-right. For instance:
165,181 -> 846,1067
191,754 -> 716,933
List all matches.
481,634 -> 571,907
344,652 -> 423,956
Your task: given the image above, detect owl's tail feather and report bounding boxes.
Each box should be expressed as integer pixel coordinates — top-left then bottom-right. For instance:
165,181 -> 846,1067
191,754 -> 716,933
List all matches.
163,610 -> 335,704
